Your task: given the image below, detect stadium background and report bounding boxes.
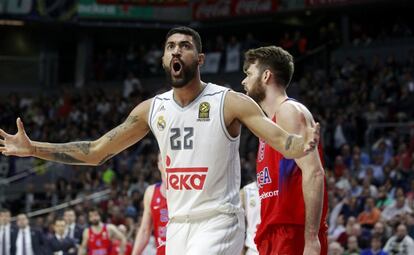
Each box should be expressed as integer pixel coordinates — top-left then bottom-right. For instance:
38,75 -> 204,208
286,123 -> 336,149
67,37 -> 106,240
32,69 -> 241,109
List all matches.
0,0 -> 414,253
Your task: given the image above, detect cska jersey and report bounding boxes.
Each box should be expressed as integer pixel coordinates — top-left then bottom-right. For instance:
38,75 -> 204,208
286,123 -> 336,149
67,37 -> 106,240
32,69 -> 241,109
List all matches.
87,225 -> 112,255
255,115 -> 328,245
150,182 -> 168,255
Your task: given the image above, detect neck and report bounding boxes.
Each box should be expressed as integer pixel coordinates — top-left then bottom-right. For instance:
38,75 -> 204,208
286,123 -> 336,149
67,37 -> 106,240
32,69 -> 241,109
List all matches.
259,85 -> 287,118
91,223 -> 102,230
173,78 -> 204,107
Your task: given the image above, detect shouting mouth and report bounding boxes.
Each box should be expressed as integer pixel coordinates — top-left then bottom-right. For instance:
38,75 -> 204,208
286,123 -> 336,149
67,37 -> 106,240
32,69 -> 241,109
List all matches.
171,59 -> 183,77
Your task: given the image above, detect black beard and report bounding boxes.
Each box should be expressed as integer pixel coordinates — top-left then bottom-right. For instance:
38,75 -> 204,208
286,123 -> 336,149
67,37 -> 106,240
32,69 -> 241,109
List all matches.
90,220 -> 100,226
247,76 -> 266,104
164,59 -> 198,88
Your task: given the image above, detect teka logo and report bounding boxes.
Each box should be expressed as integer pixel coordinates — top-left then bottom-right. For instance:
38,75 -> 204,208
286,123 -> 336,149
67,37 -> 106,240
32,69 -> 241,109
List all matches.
166,167 -> 208,190
257,167 -> 272,188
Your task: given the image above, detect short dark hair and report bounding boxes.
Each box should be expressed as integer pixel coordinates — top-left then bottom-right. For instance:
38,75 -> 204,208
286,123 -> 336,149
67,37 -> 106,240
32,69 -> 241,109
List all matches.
165,26 -> 202,53
54,217 -> 66,224
88,207 -> 101,214
244,46 -> 294,88
0,208 -> 10,214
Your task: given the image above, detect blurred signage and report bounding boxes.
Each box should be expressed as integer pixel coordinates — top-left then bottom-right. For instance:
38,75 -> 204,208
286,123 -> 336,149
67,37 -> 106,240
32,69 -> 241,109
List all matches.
305,0 -> 366,7
78,0 -> 191,21
193,0 -> 278,20
0,0 -> 77,21
96,0 -> 189,6
78,0 -> 154,19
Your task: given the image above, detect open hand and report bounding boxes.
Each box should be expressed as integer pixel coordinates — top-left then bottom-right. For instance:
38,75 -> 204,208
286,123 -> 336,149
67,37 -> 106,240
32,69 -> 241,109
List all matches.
0,118 -> 34,157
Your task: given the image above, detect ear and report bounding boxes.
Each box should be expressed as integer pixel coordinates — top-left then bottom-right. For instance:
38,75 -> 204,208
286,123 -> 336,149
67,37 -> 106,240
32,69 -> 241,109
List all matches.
262,69 -> 272,84
198,53 -> 205,66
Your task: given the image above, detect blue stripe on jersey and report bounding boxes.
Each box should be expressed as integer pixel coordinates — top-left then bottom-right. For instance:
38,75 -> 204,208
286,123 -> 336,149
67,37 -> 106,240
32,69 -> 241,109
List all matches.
278,158 -> 296,193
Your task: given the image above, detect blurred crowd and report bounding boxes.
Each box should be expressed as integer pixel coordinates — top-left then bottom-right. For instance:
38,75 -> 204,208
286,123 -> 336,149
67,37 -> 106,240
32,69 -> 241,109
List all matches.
1,21 -> 414,254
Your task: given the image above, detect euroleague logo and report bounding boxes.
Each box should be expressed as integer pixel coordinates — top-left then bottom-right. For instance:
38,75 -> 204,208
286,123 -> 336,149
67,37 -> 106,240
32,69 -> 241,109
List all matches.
165,155 -> 208,190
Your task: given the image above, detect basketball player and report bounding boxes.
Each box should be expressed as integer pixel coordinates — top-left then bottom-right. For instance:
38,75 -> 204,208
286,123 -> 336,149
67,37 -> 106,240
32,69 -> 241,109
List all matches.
78,208 -> 127,255
240,181 -> 260,255
242,46 -> 328,255
132,153 -> 168,255
0,27 -> 319,254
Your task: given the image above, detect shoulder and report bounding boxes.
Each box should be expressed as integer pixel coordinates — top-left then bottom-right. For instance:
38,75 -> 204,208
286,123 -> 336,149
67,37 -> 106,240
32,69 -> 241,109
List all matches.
144,184 -> 156,202
277,100 -> 313,126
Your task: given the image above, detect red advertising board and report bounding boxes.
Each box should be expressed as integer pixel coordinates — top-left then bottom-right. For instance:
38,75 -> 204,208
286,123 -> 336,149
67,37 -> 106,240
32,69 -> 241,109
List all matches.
193,0 -> 278,21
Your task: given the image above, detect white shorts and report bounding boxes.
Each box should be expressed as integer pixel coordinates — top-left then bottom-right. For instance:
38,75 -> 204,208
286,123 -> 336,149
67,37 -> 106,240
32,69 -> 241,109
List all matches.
166,213 -> 245,255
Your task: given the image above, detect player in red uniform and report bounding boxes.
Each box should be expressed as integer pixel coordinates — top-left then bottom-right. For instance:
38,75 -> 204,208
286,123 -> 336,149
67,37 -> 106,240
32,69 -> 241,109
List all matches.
242,46 -> 328,255
132,153 -> 168,255
79,208 -> 127,255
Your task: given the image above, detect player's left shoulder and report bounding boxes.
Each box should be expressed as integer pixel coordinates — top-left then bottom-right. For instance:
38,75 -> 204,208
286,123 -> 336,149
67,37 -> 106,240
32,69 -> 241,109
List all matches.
278,100 -> 313,122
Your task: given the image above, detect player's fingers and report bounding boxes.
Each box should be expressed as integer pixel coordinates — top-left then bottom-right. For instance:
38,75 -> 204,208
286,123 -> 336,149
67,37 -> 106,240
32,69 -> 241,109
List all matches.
0,129 -> 11,139
0,139 -> 4,145
17,117 -> 26,134
0,147 -> 8,155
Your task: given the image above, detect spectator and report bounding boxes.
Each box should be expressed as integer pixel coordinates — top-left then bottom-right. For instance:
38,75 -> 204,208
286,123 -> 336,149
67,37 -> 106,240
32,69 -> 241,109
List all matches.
382,195 -> 413,223
358,197 -> 382,228
361,236 -> 388,255
384,224 -> 414,255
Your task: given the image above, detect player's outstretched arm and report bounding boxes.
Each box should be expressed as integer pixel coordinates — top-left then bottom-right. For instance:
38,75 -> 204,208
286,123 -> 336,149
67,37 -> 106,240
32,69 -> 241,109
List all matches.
226,91 -> 319,158
277,102 -> 324,255
0,99 -> 152,166
108,224 -> 127,255
78,229 -> 89,255
132,185 -> 154,255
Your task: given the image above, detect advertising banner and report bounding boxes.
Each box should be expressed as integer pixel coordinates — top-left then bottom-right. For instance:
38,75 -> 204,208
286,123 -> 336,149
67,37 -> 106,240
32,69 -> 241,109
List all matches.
193,0 -> 278,21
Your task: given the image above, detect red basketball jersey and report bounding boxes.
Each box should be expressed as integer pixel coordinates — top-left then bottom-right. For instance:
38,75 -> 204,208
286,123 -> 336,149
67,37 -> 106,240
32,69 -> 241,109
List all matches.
87,224 -> 112,255
150,183 -> 168,255
254,115 -> 328,245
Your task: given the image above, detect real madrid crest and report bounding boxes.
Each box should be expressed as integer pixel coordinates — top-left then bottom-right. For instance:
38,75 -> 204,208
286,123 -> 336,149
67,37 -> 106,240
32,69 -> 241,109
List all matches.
157,116 -> 166,131
197,102 -> 210,121
249,198 -> 256,207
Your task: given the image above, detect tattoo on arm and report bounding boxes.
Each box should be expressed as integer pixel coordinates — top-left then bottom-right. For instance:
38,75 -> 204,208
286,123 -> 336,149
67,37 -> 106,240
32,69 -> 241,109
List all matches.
285,135 -> 293,151
106,129 -> 118,141
75,142 -> 91,155
105,115 -> 139,141
98,154 -> 115,165
36,142 -> 91,154
52,153 -> 86,164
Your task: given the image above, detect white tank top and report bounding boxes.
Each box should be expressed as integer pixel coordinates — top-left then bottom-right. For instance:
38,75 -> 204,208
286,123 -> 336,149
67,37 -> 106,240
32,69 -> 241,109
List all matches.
243,182 -> 260,253
148,83 -> 241,219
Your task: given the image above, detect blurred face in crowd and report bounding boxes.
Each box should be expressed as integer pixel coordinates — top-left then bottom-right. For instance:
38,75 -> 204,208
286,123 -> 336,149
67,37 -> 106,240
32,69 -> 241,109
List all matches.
396,224 -> 407,240
396,196 -> 405,208
3,211 -> 11,225
88,211 -> 101,226
17,214 -> 29,229
64,210 -> 76,225
373,222 -> 385,234
162,33 -> 203,88
347,236 -> 359,251
328,242 -> 344,255
242,61 -> 266,104
371,238 -> 382,251
54,220 -> 66,236
365,197 -> 375,211
0,212 -> 4,225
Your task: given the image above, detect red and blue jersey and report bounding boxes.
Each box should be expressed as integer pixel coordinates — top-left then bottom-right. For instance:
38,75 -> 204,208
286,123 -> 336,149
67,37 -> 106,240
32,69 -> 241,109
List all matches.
87,225 -> 112,255
151,183 -> 168,255
255,115 -> 328,245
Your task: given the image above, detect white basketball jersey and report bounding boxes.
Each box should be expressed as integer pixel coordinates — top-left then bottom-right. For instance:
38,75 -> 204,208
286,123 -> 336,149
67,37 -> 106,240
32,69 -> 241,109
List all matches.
242,182 -> 260,253
148,83 -> 241,219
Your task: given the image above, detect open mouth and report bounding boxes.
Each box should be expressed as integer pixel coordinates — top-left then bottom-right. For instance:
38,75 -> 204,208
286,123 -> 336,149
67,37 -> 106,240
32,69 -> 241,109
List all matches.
171,59 -> 182,76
